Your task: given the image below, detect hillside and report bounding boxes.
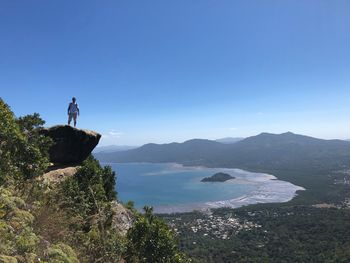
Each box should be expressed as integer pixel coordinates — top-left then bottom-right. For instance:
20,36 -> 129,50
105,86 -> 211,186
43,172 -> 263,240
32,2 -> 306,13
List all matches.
95,132 -> 350,170
216,132 -> 350,170
95,139 -> 230,165
93,145 -> 138,153
215,137 -> 244,144
0,99 -> 190,263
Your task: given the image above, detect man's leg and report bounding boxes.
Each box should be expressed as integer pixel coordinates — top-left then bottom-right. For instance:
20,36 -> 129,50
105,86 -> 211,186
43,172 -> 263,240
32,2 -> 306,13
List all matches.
68,114 -> 72,126
73,113 -> 77,127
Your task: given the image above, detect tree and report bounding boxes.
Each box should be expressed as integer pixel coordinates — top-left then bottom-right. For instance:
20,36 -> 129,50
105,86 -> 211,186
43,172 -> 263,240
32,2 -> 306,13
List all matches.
0,99 -> 50,185
126,206 -> 191,263
57,156 -> 125,262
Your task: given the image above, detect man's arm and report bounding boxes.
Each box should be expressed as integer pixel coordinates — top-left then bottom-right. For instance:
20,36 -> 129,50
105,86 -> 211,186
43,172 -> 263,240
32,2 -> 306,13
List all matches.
77,104 -> 80,116
67,103 -> 71,115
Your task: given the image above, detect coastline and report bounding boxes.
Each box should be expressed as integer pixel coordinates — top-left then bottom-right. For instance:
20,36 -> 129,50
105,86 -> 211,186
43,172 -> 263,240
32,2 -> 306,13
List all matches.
153,180 -> 305,214
103,162 -> 305,214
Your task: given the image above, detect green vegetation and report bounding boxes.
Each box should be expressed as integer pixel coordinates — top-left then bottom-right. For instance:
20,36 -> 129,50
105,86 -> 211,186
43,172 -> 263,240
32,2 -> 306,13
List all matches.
47,156 -> 126,262
163,205 -> 350,263
94,132 -> 350,172
127,206 -> 190,263
0,99 -> 51,185
0,180 -> 80,263
201,172 -> 234,182
160,165 -> 350,263
3,95 -> 350,262
96,123 -> 350,262
0,98 -> 191,263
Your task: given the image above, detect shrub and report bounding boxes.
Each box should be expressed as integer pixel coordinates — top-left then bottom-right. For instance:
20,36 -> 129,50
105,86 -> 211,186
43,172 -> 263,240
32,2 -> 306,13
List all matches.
0,255 -> 18,263
56,156 -> 125,262
0,98 -> 50,185
126,206 -> 191,263
47,243 -> 79,263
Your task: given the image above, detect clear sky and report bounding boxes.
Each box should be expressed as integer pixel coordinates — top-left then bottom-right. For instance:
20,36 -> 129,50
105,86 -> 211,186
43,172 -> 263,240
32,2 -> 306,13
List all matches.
1,1 -> 349,146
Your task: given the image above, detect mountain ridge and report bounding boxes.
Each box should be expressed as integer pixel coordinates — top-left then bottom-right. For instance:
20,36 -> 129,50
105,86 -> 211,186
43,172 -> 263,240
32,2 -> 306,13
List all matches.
94,132 -> 350,170
93,145 -> 138,153
215,137 -> 244,144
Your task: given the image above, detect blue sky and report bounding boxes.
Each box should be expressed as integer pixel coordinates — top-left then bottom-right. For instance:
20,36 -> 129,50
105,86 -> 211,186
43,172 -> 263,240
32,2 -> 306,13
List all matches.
1,1 -> 349,145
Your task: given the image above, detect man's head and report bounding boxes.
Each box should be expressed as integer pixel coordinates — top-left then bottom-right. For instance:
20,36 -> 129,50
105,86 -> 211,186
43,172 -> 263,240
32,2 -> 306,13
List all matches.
72,97 -> 76,103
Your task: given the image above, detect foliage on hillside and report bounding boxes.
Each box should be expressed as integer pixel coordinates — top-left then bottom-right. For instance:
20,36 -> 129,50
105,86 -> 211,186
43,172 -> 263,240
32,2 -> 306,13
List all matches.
0,98 -> 191,263
0,186 -> 80,263
127,206 -> 190,263
0,99 -> 51,185
163,205 -> 350,263
47,156 -> 126,262
95,132 -> 350,171
48,157 -> 191,262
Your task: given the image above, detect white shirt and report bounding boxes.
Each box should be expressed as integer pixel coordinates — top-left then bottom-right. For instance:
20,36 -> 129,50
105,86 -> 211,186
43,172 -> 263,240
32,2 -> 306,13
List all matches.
69,102 -> 79,113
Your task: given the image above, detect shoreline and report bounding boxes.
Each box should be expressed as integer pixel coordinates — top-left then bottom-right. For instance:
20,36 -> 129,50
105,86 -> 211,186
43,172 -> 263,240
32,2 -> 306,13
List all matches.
152,182 -> 305,214
103,162 -> 305,214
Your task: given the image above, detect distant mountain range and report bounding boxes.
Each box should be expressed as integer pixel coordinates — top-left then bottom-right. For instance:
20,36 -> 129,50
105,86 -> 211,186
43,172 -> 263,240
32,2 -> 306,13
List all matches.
95,137 -> 243,154
94,132 -> 350,170
93,145 -> 138,153
215,137 -> 244,144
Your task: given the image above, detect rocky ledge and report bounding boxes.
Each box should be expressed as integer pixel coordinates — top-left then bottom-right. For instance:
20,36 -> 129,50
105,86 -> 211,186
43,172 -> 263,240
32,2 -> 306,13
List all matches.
40,125 -> 101,165
41,166 -> 80,184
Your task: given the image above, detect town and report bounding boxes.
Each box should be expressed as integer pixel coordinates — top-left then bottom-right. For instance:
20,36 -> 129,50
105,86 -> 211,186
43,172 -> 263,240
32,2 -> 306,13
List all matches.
166,212 -> 262,240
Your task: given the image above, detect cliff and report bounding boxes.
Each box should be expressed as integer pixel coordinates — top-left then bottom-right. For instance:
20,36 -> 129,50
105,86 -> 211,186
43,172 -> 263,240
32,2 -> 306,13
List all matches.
39,125 -> 101,165
38,125 -> 134,236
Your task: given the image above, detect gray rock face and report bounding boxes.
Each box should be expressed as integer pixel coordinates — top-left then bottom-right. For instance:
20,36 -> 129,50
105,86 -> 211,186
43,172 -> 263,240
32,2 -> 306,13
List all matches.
40,125 -> 101,165
41,166 -> 80,183
111,201 -> 135,236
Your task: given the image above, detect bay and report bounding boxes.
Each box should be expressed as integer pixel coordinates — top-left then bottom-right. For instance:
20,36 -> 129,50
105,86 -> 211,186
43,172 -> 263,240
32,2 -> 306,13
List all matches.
105,162 -> 304,213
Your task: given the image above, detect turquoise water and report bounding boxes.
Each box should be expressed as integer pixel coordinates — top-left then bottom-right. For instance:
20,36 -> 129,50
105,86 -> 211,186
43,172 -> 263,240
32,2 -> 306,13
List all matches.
107,162 -> 257,209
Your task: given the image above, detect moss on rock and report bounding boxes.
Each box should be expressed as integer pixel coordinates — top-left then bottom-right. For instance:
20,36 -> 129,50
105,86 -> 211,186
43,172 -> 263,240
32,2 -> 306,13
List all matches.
0,255 -> 18,263
47,243 -> 79,263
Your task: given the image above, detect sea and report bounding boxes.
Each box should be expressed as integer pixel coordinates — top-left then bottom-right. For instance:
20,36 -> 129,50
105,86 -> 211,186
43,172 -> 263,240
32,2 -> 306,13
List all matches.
104,162 -> 304,213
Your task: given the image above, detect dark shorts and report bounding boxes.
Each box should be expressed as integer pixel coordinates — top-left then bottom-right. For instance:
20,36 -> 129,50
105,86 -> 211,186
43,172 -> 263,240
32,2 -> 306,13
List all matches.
68,112 -> 77,122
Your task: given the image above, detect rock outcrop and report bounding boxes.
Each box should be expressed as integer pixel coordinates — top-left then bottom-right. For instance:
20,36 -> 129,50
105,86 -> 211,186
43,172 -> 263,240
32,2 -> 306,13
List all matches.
40,125 -> 101,165
111,201 -> 135,236
41,166 -> 80,184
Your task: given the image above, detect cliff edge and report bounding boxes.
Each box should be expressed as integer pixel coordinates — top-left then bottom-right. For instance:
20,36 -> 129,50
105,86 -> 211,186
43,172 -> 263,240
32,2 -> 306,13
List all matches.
40,125 -> 101,165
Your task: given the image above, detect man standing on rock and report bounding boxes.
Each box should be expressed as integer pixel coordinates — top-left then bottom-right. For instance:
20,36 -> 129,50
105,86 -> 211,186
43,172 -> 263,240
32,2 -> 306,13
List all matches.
67,97 -> 80,127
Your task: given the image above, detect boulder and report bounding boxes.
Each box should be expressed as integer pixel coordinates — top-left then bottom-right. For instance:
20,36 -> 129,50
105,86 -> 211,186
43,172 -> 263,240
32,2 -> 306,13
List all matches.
111,201 -> 135,236
41,166 -> 80,184
40,125 -> 101,165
